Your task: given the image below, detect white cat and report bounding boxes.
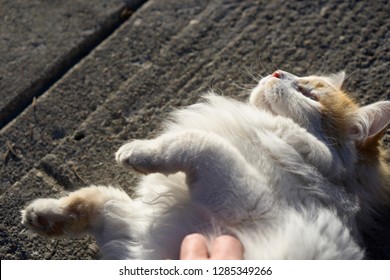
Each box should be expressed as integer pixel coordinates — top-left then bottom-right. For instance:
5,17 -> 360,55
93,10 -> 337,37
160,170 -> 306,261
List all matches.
21,70 -> 390,259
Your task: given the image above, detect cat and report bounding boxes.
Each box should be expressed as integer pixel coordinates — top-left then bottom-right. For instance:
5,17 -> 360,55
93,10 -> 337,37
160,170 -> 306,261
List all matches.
21,70 -> 390,259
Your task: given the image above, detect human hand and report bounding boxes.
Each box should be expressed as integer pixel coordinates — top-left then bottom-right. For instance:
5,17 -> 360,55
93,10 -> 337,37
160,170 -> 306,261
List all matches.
180,233 -> 243,260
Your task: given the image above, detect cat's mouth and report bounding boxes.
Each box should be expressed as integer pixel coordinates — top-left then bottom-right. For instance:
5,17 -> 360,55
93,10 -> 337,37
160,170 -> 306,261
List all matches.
297,86 -> 318,101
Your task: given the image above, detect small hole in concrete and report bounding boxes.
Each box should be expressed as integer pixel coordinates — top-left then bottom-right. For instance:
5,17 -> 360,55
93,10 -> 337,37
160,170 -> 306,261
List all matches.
74,131 -> 86,141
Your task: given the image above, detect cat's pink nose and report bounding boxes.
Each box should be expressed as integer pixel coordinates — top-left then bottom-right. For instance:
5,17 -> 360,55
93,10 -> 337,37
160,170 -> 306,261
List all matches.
272,71 -> 281,79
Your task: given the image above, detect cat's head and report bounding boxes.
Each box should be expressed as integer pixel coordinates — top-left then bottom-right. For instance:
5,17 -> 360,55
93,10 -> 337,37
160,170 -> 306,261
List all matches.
250,70 -> 390,164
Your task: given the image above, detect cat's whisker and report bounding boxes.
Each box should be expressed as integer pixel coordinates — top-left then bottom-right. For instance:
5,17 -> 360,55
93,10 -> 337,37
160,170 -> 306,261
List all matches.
232,82 -> 254,91
256,56 -> 272,76
344,69 -> 357,82
268,56 -> 280,73
242,65 -> 261,84
317,56 -> 329,76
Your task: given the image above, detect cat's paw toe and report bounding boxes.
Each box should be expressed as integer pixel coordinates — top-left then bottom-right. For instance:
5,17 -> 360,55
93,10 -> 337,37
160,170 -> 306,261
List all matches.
21,198 -> 72,236
115,140 -> 156,174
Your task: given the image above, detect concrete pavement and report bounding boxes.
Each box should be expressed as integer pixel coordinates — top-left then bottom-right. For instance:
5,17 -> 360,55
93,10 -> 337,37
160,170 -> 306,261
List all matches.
1,0 -> 389,259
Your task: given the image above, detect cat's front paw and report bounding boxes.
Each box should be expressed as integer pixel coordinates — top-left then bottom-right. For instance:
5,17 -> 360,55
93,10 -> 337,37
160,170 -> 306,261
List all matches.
115,140 -> 159,174
21,198 -> 75,236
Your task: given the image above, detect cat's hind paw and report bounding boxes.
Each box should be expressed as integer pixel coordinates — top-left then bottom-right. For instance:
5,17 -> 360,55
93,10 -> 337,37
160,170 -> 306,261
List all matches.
21,187 -> 105,237
21,198 -> 75,236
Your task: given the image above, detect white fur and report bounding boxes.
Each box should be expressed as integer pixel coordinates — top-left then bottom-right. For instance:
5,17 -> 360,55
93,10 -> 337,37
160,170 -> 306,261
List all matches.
23,70 -> 387,259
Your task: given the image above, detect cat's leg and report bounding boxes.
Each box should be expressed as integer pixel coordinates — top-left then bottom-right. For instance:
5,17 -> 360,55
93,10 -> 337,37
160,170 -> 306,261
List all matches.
271,120 -> 335,177
21,186 -> 132,238
116,131 -> 247,175
116,130 -> 271,217
21,186 -> 146,259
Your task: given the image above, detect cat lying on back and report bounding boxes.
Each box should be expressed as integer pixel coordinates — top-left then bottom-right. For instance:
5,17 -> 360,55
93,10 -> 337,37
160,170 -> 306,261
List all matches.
21,70 -> 390,259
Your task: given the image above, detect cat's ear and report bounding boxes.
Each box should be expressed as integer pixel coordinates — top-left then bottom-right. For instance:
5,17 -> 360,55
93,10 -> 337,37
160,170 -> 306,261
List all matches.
324,71 -> 345,90
348,101 -> 390,144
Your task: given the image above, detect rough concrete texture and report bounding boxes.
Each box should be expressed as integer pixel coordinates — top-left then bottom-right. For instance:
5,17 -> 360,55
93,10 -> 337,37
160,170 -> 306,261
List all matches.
0,0 -> 389,259
0,0 -> 145,128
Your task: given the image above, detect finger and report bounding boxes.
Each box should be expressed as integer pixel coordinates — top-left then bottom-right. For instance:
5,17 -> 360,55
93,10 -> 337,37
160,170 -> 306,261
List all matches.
180,233 -> 209,260
210,235 -> 243,260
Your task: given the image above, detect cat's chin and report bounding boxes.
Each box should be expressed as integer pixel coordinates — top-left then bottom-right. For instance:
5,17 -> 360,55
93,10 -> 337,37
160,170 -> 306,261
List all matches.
249,91 -> 278,117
